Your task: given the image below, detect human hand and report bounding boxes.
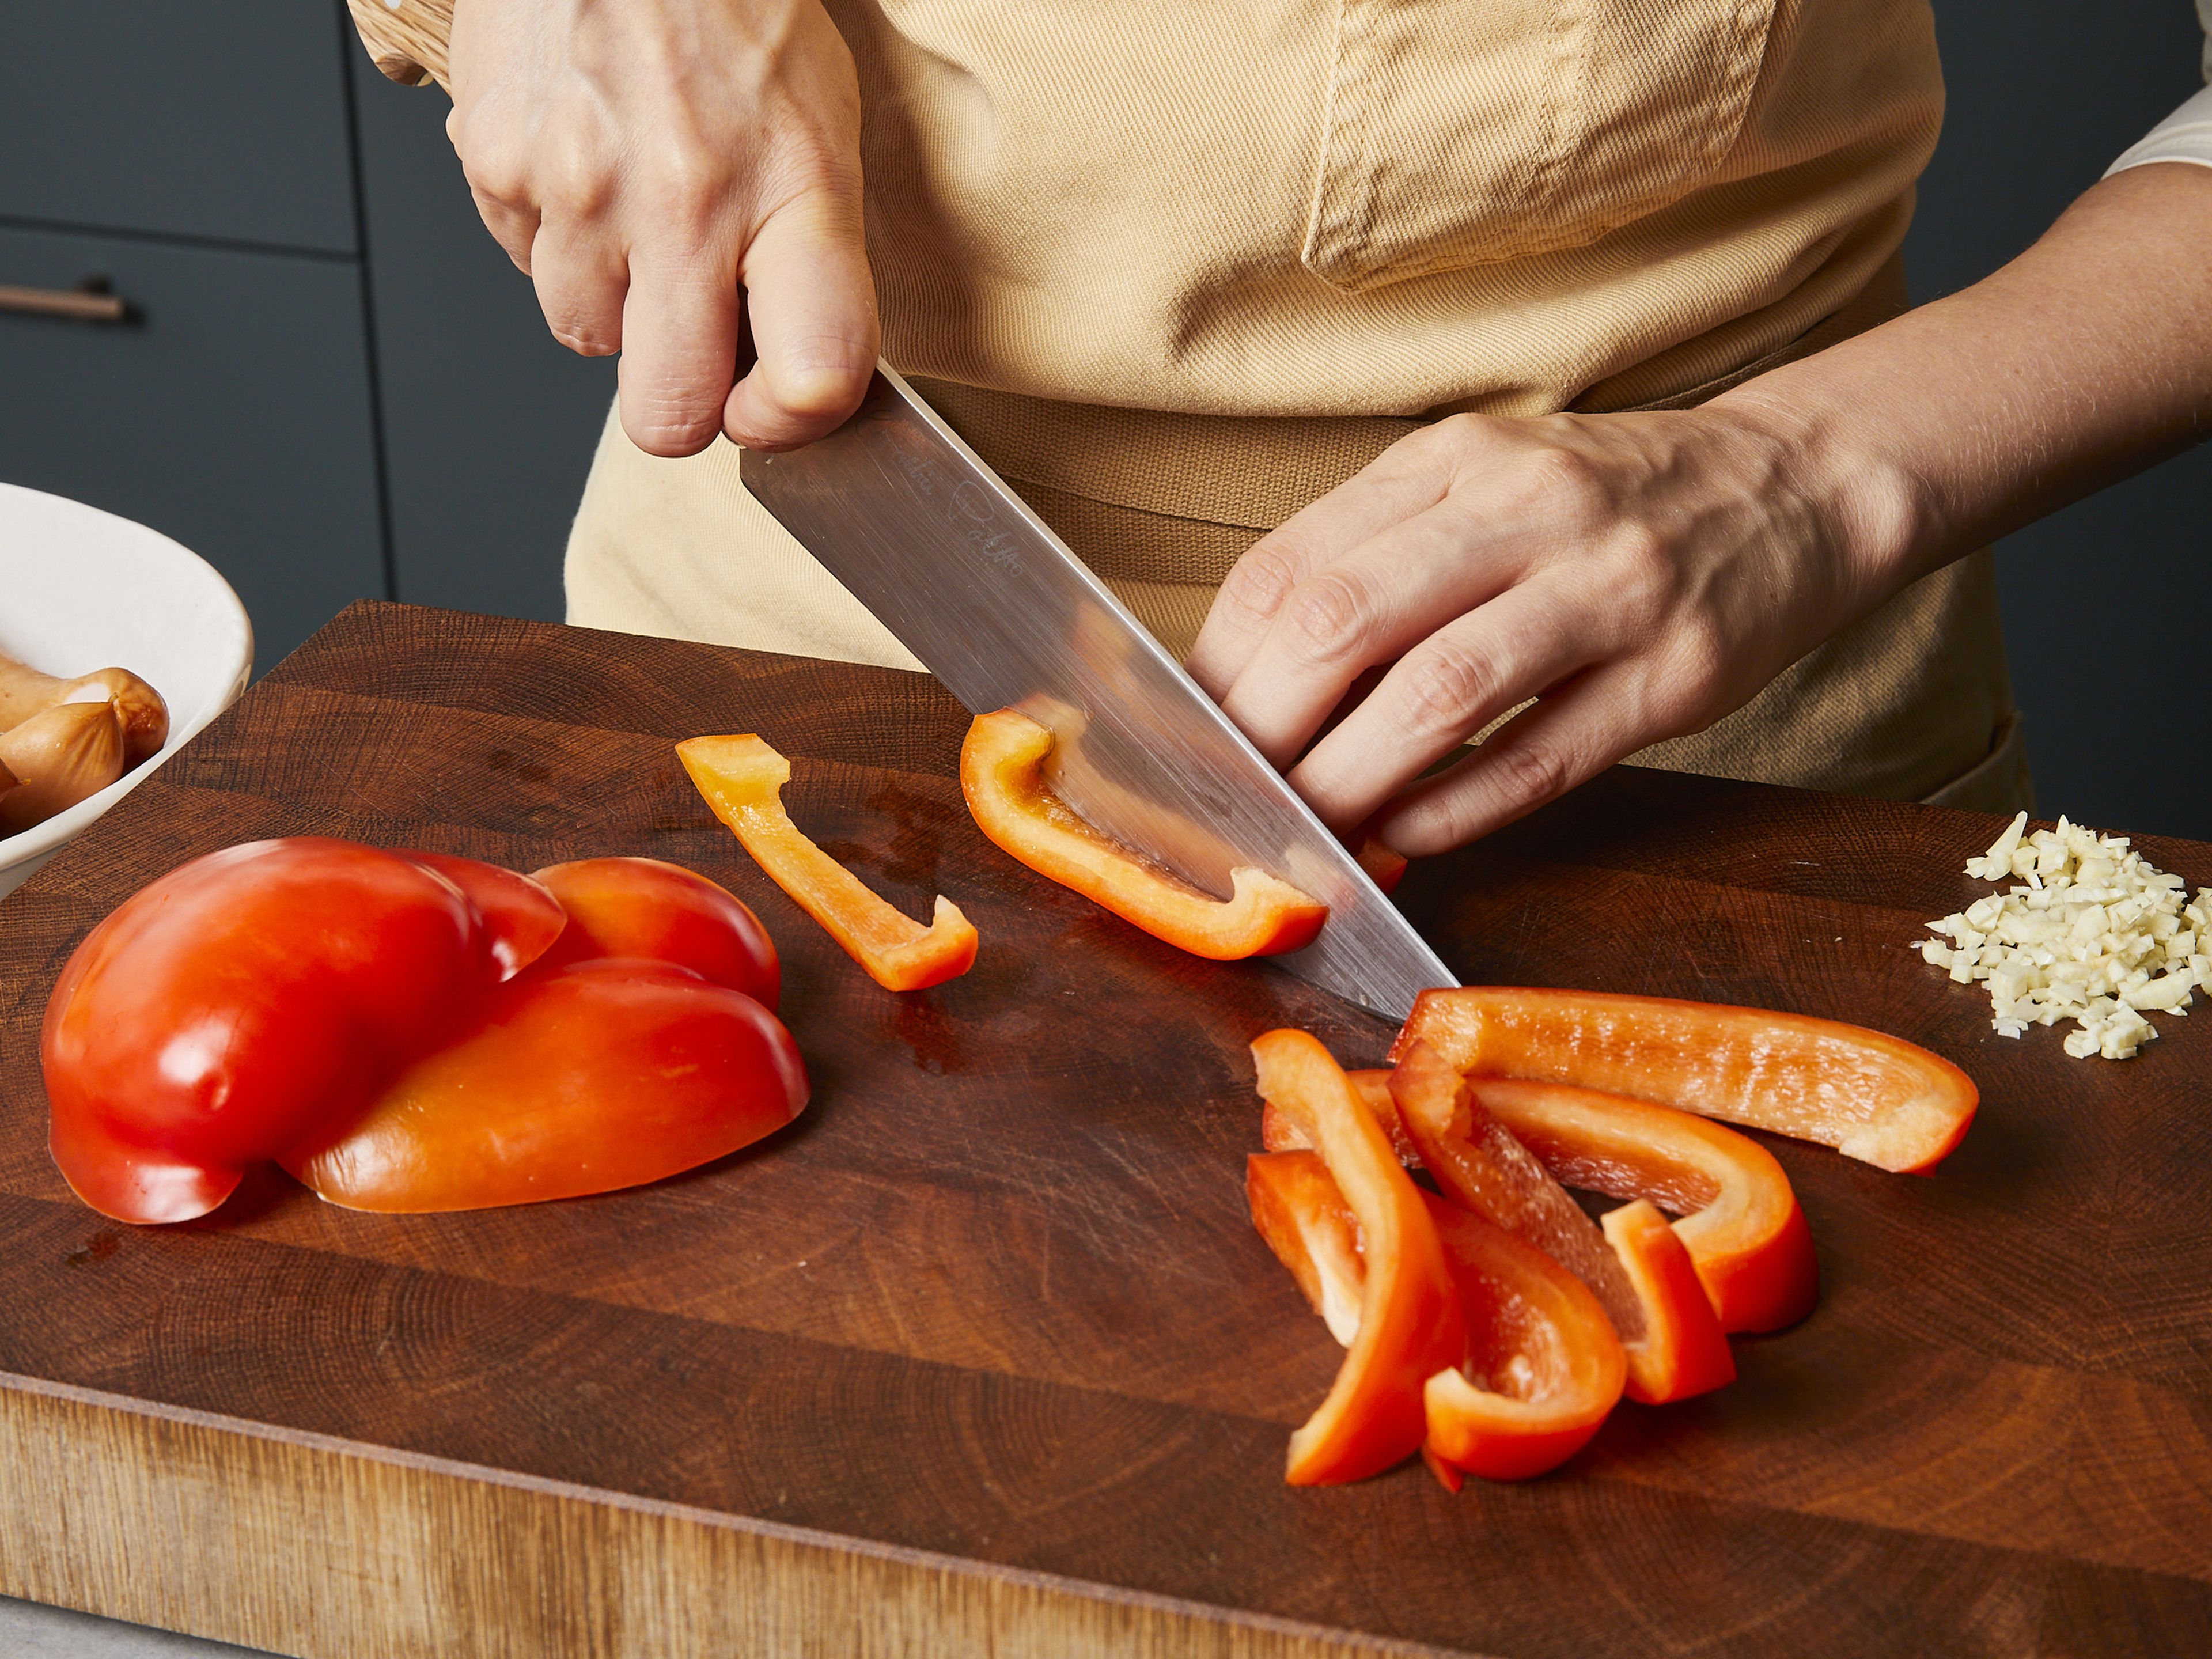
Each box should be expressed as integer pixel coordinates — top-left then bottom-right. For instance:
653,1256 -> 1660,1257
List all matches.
445,0 -> 877,454
1186,406 -> 1905,855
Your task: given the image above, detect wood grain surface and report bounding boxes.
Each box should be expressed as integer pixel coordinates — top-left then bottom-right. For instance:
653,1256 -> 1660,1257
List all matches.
1,602 -> 2207,1658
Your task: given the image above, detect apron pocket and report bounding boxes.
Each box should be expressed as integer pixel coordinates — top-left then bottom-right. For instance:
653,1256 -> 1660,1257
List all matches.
1302,0 -> 1777,292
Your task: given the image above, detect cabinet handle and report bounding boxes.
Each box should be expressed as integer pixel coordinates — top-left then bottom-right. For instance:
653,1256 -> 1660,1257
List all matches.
0,282 -> 129,323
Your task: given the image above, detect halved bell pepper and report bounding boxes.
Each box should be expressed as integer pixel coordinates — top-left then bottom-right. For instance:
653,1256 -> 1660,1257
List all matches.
1248,1150 -> 1626,1484
1394,987 -> 1978,1173
1603,1199 -> 1738,1403
961,709 -> 1327,960
282,957 -> 808,1212
1387,1043 -> 1732,1405
1263,1070 -> 1817,1333
1475,1079 -> 1819,1334
677,734 -> 976,992
44,838 -> 506,1223
1251,1029 -> 1464,1484
533,855 -> 781,1010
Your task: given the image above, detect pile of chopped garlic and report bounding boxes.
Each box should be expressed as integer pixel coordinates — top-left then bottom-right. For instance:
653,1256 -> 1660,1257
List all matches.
1917,811 -> 2212,1060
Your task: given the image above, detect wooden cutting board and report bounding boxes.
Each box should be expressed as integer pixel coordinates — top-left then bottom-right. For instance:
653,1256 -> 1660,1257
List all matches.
1,602 -> 2207,1658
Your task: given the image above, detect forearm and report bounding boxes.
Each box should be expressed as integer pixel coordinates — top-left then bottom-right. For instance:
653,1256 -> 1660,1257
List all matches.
1719,161 -> 2212,594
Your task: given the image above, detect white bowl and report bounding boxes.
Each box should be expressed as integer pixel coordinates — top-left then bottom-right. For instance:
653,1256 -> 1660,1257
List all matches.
0,484 -> 254,900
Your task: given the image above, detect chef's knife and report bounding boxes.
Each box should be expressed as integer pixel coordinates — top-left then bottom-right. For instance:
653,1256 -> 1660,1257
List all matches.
739,365 -> 1456,1021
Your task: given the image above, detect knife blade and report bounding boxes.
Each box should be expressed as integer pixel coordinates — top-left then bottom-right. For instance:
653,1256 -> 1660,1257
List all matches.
738,365 -> 1456,1021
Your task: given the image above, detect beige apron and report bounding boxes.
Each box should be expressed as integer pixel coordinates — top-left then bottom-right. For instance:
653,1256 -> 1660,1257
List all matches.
566,0 -> 2031,813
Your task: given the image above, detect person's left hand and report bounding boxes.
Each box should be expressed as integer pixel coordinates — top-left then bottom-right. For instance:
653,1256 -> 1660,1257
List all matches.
1184,403 -> 1903,857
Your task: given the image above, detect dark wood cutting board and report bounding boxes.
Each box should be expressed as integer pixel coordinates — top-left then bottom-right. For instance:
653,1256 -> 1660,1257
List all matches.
2,602 -> 2207,1658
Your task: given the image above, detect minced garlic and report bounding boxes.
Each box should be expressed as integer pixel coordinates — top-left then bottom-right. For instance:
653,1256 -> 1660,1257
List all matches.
1917,811 -> 2212,1060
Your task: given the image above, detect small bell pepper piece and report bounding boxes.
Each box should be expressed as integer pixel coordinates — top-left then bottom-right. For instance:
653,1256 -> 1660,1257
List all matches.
1474,1078 -> 1819,1334
399,850 -> 567,980
43,838 -> 501,1224
1603,1199 -> 1738,1404
1251,1030 -> 1464,1485
961,709 -> 1327,960
1395,987 -> 1978,1173
1247,1150 -> 1626,1483
282,959 -> 808,1212
1355,835 -> 1408,897
1386,1041 -> 1646,1343
1267,1063 -> 1815,1336
677,734 -> 976,992
532,855 -> 781,1010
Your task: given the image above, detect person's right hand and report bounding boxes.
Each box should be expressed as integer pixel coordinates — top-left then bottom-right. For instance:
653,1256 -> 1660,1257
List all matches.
445,0 -> 878,455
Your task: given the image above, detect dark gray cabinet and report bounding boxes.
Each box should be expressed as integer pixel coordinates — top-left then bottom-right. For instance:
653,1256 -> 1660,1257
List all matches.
0,223 -> 385,670
0,0 -> 359,253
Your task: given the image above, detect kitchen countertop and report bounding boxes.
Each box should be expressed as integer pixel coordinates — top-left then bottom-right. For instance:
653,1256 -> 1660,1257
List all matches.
2,601 -> 2208,1657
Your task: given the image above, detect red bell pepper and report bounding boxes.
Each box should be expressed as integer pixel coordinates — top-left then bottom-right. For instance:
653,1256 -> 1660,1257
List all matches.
961,709 -> 1327,960
1387,1043 -> 1733,1405
1394,987 -> 1978,1173
1248,1150 -> 1626,1483
532,855 -> 780,1009
1251,1029 -> 1464,1484
1263,1069 -> 1815,1333
1476,1079 -> 1819,1334
283,957 -> 806,1212
1387,1041 -> 1646,1343
678,734 -> 976,992
400,850 -> 567,979
44,839 -> 509,1223
1603,1199 -> 1738,1403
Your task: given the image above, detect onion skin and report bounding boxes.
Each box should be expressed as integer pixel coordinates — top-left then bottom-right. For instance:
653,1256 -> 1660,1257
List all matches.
0,699 -> 125,832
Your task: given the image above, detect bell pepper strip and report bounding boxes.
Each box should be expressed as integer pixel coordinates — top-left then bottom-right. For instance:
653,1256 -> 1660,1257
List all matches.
1356,835 -> 1408,897
399,850 -> 567,980
1473,1078 -> 1819,1334
1251,1030 -> 1464,1485
1393,987 -> 1978,1174
1247,1150 -> 1626,1483
677,734 -> 977,992
1387,1041 -> 1647,1345
282,958 -> 808,1212
1263,1069 -> 1815,1333
960,709 -> 1327,960
1603,1199 -> 1738,1404
44,838 -> 501,1224
532,856 -> 780,1010
1245,1147 -> 1366,1347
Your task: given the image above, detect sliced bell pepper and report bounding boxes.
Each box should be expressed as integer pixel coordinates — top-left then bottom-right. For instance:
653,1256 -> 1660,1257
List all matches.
961,708 -> 1327,960
1603,1199 -> 1738,1404
1251,1029 -> 1464,1484
1387,1041 -> 1646,1343
1262,1069 -> 1816,1332
44,838 -> 502,1223
1356,835 -> 1408,897
283,958 -> 808,1212
532,855 -> 780,1009
1388,1042 -> 1732,1404
1248,1150 -> 1626,1483
677,734 -> 976,992
399,850 -> 567,980
1474,1078 -> 1819,1334
1394,987 -> 1978,1174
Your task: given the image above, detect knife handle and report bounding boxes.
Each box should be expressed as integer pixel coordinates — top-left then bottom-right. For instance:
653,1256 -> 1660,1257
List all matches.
347,0 -> 453,92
